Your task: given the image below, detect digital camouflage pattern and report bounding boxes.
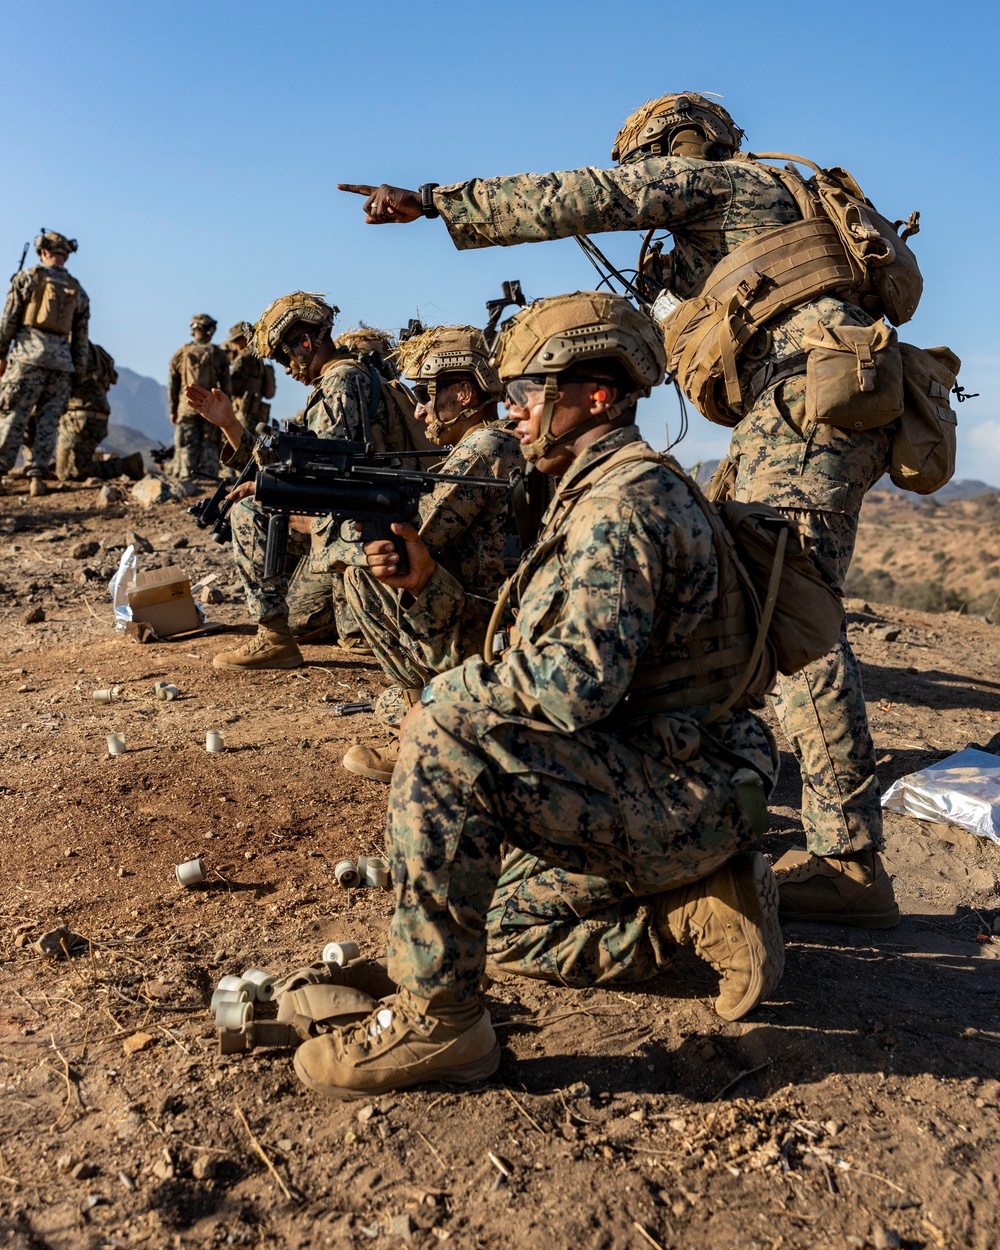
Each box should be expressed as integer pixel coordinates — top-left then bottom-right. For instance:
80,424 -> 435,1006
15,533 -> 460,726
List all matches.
344,421 -> 523,726
0,265 -> 90,373
225,353 -> 388,632
383,425 -> 777,1006
230,501 -> 336,633
169,341 -> 231,479
230,347 -> 270,431
55,342 -> 129,480
0,264 -> 90,475
731,374 -> 890,853
0,363 -> 72,475
432,154 -> 890,854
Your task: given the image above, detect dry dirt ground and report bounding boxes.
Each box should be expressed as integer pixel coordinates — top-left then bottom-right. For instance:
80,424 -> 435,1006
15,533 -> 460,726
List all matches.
1,477 -> 1000,1250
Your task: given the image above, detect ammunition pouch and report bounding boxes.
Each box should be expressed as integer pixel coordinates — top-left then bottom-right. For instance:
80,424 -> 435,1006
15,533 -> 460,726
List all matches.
889,343 -> 960,494
802,320 -> 904,431
660,217 -> 855,426
23,268 -> 79,337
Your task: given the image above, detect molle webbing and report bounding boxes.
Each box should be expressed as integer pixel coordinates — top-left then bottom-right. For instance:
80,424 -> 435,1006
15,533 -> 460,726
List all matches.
523,441 -> 769,720
662,217 -> 855,419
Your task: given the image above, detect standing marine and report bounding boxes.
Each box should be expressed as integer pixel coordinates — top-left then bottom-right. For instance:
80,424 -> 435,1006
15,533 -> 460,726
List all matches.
341,323 -> 524,781
168,314 -> 231,479
0,230 -> 90,497
225,322 -> 275,434
339,91 -> 906,928
292,291 -> 784,1098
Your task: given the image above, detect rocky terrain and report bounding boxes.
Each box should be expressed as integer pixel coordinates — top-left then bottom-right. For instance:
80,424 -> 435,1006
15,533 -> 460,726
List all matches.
1,474 -> 999,1250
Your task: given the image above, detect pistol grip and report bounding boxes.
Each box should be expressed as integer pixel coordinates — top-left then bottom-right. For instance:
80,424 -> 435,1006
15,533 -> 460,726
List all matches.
361,518 -> 408,577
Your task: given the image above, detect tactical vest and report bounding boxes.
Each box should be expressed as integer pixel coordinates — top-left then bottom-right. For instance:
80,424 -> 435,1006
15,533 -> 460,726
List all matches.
23,266 -> 79,337
657,152 -> 924,427
490,440 -> 844,724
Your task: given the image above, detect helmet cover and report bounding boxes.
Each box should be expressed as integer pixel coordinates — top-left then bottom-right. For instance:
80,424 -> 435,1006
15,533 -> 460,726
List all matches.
612,92 -> 744,163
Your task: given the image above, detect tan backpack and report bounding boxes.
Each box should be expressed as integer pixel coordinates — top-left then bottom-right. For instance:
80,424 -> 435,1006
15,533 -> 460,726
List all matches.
179,343 -> 220,389
261,362 -> 276,400
23,266 -> 79,336
356,354 -> 438,469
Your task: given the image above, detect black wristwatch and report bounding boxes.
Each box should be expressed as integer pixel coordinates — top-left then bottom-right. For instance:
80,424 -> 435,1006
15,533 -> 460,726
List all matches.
419,684 -> 436,707
419,183 -> 441,219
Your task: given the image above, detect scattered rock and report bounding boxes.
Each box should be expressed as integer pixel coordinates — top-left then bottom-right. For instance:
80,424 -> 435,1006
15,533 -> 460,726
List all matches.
35,529 -> 65,543
33,925 -> 86,956
14,932 -> 32,949
23,607 -> 46,624
388,1213 -> 414,1240
122,1031 -> 156,1055
277,1138 -> 293,1152
124,529 -> 154,553
191,1155 -> 216,1181
150,1157 -> 174,1181
117,1171 -> 136,1193
871,624 -> 901,642
71,541 -> 100,560
70,1162 -> 98,1182
204,586 -> 225,604
357,1104 -> 377,1124
96,483 -> 123,508
873,1229 -> 902,1250
172,534 -> 189,549
55,1153 -> 76,1174
131,476 -> 177,508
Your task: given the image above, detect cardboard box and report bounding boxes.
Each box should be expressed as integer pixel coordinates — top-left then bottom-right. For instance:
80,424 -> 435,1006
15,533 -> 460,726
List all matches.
125,566 -> 202,638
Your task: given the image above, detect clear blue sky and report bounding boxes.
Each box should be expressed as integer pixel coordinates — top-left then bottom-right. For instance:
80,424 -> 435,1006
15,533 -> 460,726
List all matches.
2,0 -> 997,479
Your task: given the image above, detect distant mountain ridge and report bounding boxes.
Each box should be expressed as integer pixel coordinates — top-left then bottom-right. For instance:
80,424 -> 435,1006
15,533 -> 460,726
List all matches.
107,366 -> 172,444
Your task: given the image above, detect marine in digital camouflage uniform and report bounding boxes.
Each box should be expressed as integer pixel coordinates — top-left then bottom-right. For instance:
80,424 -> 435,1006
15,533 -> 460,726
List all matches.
0,231 -> 89,497
338,92 -> 900,928
55,342 -> 145,481
291,292 -> 785,1099
168,315 -> 231,480
187,293 -> 389,670
341,325 -> 523,783
225,323 -> 273,433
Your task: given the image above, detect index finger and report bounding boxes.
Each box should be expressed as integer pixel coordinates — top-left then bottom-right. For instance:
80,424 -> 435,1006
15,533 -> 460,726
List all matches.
337,183 -> 377,196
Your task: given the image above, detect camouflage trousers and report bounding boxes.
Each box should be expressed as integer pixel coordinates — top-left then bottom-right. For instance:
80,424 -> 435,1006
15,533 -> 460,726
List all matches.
343,566 -> 437,727
386,702 -> 766,1008
55,411 -> 129,481
229,496 -> 337,634
173,415 -> 222,480
0,362 -> 72,476
485,849 -> 669,986
731,376 -> 889,857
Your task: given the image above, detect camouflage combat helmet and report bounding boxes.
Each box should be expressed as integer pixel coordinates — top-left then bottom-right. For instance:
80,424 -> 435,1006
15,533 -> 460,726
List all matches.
227,323 -> 248,342
335,325 -> 395,356
247,292 -> 338,363
394,324 -> 502,444
493,291 -> 665,460
35,230 -> 77,257
612,92 -> 744,163
190,313 -> 217,334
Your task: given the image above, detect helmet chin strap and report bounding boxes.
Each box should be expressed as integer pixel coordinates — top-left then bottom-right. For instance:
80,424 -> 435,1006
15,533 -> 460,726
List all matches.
424,378 -> 493,445
523,376 -> 643,463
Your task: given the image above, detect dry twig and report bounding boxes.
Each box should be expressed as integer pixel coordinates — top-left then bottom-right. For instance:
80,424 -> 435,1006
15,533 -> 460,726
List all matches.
632,1222 -> 667,1250
234,1104 -> 295,1202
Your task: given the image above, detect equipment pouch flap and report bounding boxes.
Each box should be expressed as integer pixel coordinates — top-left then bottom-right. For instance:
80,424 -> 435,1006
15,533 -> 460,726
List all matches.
802,320 -> 904,431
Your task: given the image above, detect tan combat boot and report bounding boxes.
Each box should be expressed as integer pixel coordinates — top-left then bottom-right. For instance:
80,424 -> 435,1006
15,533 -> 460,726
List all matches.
654,851 -> 784,1021
336,637 -> 375,657
293,986 -> 500,1099
28,476 -> 48,498
342,745 -> 399,783
212,617 -> 303,670
773,848 -> 900,928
